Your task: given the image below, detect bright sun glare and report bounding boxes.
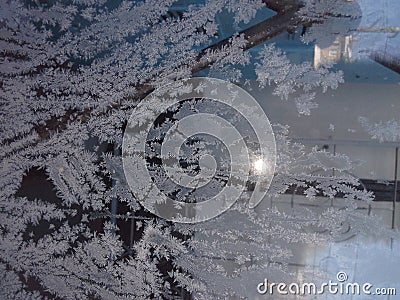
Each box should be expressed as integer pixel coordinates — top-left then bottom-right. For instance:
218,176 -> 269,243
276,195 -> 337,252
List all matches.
253,158 -> 265,173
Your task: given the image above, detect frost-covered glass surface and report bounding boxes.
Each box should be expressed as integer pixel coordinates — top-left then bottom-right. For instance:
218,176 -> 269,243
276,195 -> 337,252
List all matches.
1,0 -> 399,299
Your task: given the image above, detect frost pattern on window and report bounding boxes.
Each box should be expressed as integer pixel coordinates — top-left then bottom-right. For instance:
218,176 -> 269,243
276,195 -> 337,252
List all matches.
255,44 -> 343,115
359,116 -> 400,142
0,0 -> 392,299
